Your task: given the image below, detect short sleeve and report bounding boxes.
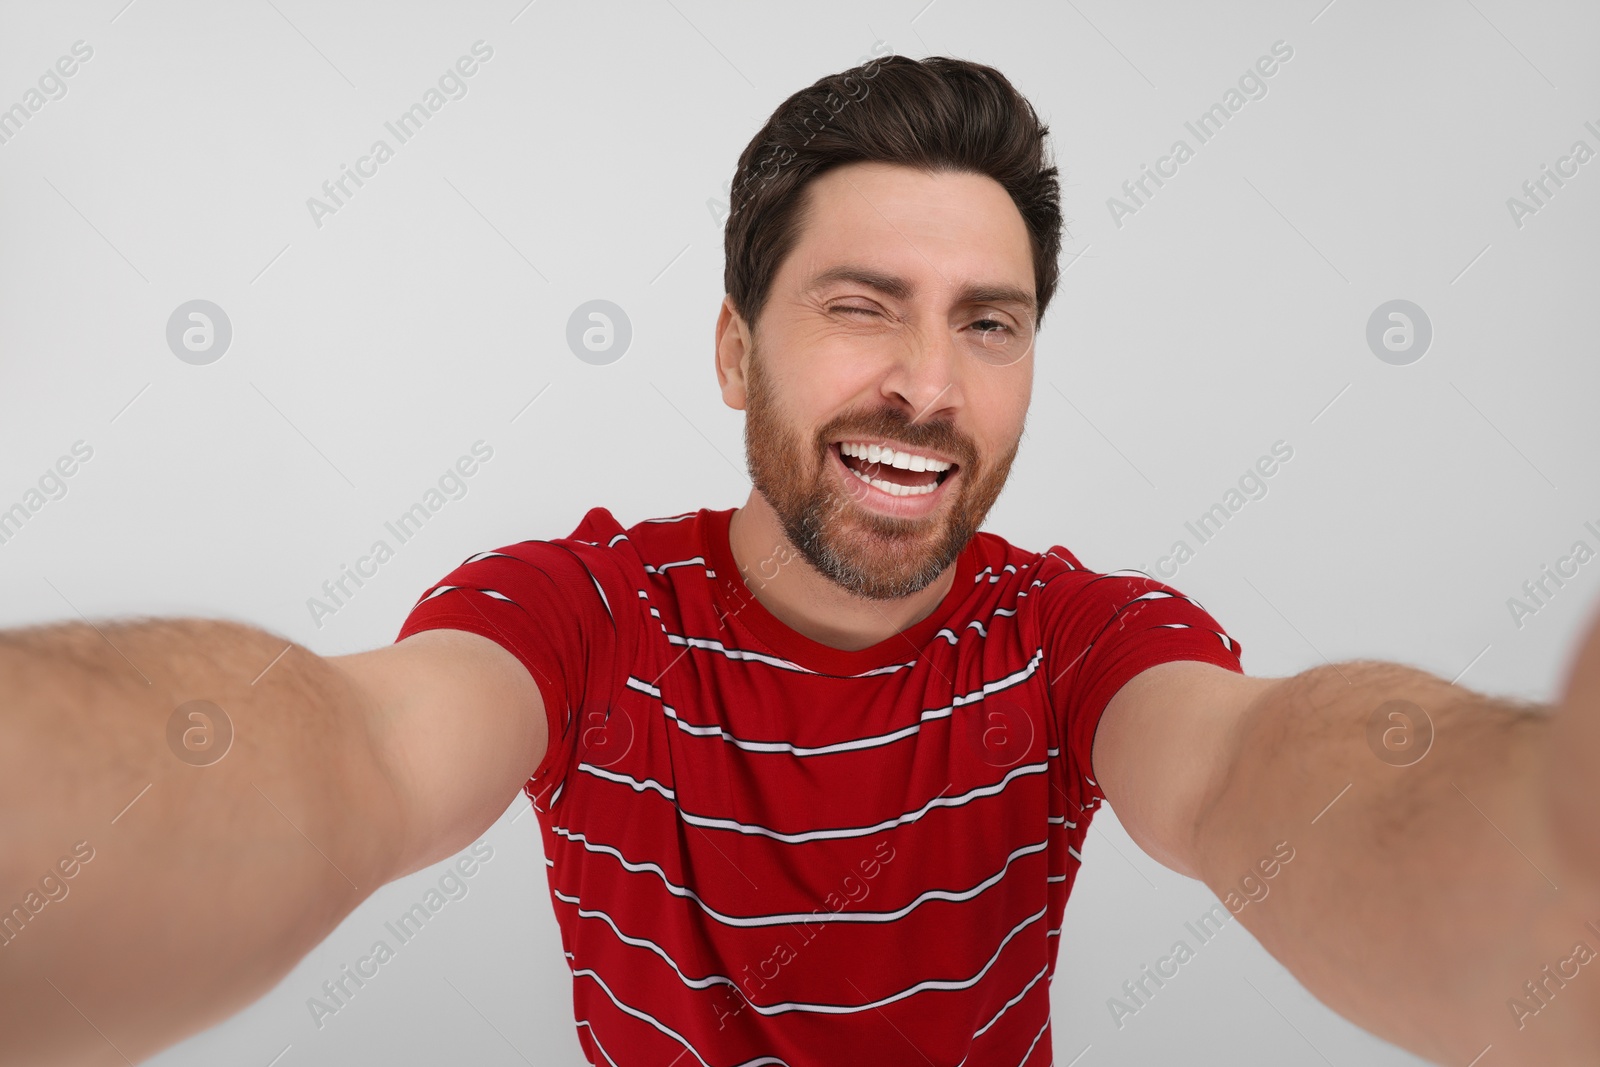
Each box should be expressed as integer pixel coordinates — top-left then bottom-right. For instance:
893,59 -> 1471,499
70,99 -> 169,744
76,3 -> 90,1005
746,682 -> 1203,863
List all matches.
393,508 -> 638,797
1040,551 -> 1244,808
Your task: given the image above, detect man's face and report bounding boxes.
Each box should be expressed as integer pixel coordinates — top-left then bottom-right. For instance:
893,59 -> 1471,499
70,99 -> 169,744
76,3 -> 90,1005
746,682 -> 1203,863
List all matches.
727,160 -> 1037,600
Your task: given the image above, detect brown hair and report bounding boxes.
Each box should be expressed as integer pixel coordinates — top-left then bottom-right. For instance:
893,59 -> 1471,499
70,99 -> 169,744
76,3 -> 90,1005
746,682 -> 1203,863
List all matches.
722,51 -> 1064,335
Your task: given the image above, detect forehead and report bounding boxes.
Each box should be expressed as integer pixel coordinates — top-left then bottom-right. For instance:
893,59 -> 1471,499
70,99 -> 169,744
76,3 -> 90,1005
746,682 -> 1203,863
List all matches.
779,161 -> 1035,303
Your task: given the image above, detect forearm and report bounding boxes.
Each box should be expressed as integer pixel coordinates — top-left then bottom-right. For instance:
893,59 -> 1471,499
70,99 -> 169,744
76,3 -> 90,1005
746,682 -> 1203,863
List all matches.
1194,660 -> 1600,1066
0,618 -> 404,1066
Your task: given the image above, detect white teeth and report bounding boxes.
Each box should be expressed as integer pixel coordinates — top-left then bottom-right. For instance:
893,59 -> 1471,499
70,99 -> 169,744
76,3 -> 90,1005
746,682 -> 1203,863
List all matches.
838,441 -> 953,472
846,466 -> 938,496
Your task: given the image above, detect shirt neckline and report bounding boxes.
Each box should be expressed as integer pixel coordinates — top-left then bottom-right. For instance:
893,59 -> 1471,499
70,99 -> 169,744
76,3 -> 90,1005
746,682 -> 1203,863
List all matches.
700,506 -> 979,676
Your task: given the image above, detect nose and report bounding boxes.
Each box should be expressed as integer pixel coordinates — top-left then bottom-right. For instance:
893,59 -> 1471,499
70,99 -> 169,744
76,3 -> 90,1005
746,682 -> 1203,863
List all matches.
880,317 -> 964,427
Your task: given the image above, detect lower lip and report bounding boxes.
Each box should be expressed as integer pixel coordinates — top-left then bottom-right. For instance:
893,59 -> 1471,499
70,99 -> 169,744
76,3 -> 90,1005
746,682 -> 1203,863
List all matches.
829,444 -> 957,520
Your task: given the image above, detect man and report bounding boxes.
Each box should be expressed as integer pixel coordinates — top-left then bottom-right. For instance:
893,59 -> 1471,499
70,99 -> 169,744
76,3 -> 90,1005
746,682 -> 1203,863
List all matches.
3,54 -> 1598,1067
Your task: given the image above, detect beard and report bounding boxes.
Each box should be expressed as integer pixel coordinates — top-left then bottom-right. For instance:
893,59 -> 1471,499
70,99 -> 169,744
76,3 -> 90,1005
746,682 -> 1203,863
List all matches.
742,342 -> 1022,601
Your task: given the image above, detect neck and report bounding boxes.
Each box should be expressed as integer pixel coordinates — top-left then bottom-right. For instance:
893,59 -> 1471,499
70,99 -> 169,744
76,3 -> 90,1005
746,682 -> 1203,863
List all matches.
726,490 -> 959,652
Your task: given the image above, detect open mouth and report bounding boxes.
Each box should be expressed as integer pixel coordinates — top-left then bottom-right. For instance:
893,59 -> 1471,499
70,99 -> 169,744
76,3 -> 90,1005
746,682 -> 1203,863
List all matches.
831,440 -> 959,499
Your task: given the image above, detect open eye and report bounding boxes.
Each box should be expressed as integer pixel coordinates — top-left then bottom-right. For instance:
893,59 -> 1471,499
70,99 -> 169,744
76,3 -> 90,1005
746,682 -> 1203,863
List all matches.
965,312 -> 1035,367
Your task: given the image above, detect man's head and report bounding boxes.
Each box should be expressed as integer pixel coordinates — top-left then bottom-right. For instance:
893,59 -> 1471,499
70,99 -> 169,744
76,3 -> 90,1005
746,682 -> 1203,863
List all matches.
714,55 -> 1063,600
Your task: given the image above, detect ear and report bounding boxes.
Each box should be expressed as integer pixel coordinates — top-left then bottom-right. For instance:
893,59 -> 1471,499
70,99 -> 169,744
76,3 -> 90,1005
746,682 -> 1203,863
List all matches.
714,295 -> 752,411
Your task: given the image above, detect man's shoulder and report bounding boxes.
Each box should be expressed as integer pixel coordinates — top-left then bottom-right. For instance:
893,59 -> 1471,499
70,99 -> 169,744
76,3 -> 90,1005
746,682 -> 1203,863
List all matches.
539,504 -> 711,552
970,529 -> 1199,627
525,504 -> 723,589
968,527 -> 1093,592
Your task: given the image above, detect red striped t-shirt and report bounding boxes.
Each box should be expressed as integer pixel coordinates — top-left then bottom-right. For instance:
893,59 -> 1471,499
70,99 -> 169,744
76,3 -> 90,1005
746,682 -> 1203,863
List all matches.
395,506 -> 1243,1066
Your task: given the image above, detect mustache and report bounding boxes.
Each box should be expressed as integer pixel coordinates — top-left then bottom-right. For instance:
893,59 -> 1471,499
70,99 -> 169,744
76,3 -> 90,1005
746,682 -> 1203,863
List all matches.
815,408 -> 974,466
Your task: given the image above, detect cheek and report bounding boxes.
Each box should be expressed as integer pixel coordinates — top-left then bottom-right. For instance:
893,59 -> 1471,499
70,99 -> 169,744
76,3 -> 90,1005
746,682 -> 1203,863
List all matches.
807,326 -> 904,381
789,348 -> 887,419
963,375 -> 1029,458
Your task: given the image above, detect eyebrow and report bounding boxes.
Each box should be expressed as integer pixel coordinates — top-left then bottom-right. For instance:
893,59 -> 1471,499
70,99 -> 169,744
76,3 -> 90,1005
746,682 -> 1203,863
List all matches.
805,265 -> 1036,319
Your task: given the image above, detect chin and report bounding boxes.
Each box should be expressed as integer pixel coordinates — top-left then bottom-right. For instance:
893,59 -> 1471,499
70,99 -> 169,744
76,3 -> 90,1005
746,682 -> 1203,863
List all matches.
795,491 -> 961,600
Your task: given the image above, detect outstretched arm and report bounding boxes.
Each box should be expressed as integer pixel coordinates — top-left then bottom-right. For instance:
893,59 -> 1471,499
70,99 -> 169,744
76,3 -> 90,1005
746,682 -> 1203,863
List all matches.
1093,608 -> 1600,1066
0,619 -> 544,1066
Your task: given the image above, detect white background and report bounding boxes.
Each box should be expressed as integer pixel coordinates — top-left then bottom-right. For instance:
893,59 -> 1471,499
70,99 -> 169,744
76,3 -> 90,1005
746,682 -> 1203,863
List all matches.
2,0 -> 1597,1064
